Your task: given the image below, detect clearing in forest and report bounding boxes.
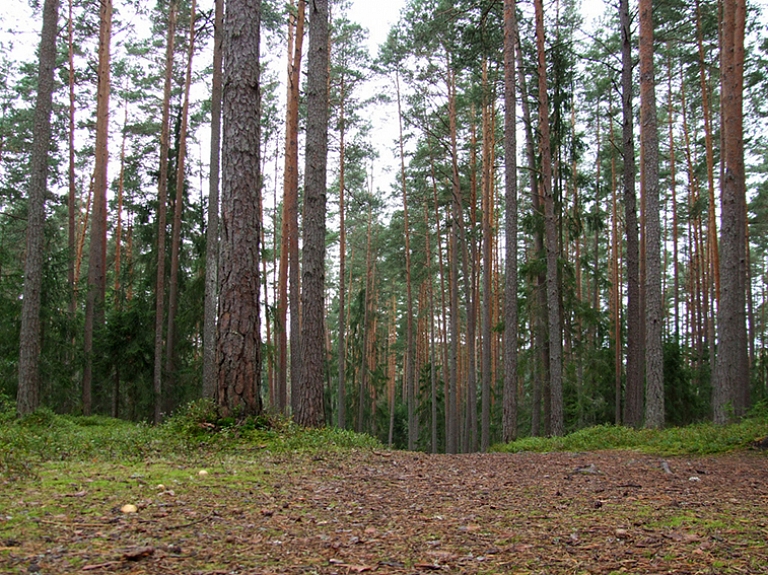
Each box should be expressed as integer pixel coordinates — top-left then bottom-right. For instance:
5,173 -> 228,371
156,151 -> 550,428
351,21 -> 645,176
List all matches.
2,448 -> 767,574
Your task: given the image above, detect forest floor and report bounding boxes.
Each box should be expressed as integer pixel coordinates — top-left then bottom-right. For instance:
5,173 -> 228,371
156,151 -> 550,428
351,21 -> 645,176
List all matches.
2,448 -> 767,574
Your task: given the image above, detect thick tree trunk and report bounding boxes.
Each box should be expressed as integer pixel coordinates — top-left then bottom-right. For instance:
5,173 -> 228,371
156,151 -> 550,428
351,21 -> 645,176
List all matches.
203,0 -> 224,400
714,0 -> 748,423
620,0 -> 643,428
639,0 -> 664,429
502,0 -> 518,444
17,0 -> 60,416
83,0 -> 112,416
217,0 -> 263,418
295,0 -> 330,428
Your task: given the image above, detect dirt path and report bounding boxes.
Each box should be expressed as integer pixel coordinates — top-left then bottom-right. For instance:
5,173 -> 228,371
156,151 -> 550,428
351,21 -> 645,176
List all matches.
2,450 -> 767,574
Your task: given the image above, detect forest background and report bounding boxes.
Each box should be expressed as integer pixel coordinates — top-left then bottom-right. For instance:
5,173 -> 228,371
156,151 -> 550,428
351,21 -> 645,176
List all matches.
2,0 -> 767,453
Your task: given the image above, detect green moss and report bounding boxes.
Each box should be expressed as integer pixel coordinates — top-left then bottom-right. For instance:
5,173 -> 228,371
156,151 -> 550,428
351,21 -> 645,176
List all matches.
492,415 -> 768,456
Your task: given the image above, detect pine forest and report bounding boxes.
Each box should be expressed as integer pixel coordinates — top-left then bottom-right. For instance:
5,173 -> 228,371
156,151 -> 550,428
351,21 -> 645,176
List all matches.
2,0 -> 767,453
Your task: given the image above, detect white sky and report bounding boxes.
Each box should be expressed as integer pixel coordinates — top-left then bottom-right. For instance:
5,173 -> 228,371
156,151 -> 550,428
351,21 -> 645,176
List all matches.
0,0 -> 637,206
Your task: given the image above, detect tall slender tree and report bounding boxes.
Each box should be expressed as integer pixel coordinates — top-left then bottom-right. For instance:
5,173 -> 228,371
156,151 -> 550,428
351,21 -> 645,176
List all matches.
17,0 -> 60,416
639,0 -> 664,428
278,0 -> 305,414
152,0 -> 177,423
203,0 -> 224,399
217,0 -> 263,417
295,0 -> 330,427
83,0 -> 113,416
166,0 -> 197,396
502,0 -> 518,443
620,0 -> 643,428
396,69 -> 417,449
714,0 -> 748,422
534,0 -> 564,436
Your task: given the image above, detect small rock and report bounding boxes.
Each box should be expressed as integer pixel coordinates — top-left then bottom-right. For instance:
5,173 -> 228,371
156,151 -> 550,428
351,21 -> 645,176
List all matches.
573,464 -> 599,475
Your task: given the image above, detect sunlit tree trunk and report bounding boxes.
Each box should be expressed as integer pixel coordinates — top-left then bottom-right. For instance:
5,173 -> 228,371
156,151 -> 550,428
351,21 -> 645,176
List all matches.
17,0 -> 60,416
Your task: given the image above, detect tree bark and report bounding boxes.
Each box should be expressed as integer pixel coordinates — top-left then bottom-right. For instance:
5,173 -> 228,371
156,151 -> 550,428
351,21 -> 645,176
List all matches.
203,0 -> 224,400
217,0 -> 263,418
396,70 -> 416,450
67,0 -> 76,316
534,0 -> 563,436
513,16 -> 546,436
278,0 -> 305,414
502,0 -> 518,444
17,0 -> 60,416
337,72 -> 347,429
620,0 -> 643,428
295,0 -> 330,428
714,0 -> 748,423
83,0 -> 112,416
480,66 -> 494,452
639,0 -> 664,429
166,0 -> 197,399
152,0 -> 177,423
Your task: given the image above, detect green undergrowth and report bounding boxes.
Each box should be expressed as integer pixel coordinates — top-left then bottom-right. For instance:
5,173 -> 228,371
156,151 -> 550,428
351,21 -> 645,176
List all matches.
492,409 -> 768,456
0,398 -> 380,482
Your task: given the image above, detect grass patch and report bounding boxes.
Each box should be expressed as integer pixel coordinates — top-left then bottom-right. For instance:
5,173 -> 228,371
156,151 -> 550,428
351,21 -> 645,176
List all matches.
492,415 -> 768,455
0,399 -> 381,482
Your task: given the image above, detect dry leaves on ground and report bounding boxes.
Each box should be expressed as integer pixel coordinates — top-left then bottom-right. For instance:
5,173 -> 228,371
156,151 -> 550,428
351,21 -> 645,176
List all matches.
2,450 -> 767,574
